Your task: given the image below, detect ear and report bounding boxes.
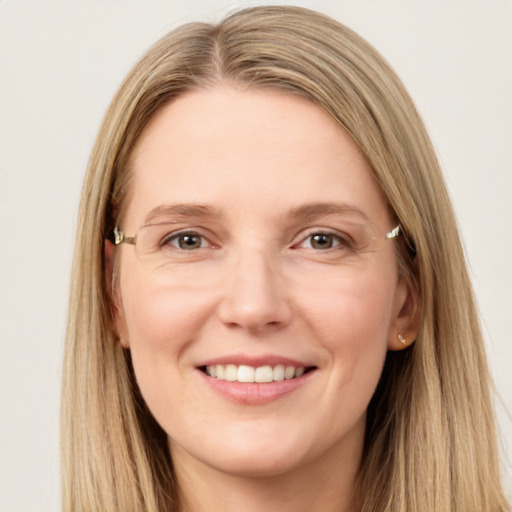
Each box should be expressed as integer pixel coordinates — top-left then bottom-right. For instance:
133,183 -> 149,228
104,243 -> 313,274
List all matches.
104,240 -> 130,348
387,275 -> 420,351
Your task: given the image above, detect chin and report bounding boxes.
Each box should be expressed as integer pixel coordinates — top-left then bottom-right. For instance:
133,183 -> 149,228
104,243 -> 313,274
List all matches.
203,445 -> 308,479
169,421 -> 318,479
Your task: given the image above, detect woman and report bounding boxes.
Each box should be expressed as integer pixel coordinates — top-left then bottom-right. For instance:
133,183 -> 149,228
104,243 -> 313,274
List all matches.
62,5 -> 510,511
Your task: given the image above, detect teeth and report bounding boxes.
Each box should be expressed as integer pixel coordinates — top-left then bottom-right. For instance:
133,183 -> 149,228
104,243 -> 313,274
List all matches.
237,365 -> 255,383
225,364 -> 238,381
284,366 -> 296,380
255,365 -> 273,383
273,364 -> 285,381
205,364 -> 308,383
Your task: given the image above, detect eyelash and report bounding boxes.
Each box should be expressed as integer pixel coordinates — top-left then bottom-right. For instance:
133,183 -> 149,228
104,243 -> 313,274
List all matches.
160,230 -> 212,250
294,230 -> 354,251
160,229 -> 354,252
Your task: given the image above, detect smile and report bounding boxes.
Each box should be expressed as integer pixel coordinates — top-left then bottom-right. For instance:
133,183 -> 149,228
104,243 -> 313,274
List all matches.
203,364 -> 312,383
197,362 -> 317,405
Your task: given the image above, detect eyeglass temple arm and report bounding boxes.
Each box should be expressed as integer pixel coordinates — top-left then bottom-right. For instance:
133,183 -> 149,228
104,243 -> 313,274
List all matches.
386,225 -> 401,239
109,227 -> 135,246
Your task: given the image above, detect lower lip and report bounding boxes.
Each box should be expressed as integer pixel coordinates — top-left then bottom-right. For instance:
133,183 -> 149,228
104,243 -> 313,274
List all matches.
197,369 -> 316,405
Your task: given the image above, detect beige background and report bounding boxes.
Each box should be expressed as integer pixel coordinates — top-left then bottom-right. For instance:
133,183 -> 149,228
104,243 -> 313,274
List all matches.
0,1 -> 510,509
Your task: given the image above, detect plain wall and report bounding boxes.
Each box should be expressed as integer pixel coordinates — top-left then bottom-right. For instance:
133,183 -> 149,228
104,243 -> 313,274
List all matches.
0,1 -> 510,509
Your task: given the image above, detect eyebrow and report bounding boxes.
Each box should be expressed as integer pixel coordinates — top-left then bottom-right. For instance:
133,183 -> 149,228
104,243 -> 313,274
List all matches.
142,202 -> 371,226
143,204 -> 223,225
289,203 -> 371,223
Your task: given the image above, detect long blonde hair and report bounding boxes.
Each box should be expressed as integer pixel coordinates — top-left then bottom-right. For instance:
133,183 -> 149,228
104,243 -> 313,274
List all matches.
62,6 -> 510,511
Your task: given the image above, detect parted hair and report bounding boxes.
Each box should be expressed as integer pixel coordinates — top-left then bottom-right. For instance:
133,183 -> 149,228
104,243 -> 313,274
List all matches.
62,5 -> 510,511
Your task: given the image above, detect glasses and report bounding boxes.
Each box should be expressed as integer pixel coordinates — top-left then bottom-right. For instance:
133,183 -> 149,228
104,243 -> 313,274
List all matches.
109,222 -> 401,271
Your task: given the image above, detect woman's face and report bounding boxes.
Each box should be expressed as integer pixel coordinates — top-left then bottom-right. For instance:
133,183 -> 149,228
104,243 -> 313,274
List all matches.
112,87 -> 415,478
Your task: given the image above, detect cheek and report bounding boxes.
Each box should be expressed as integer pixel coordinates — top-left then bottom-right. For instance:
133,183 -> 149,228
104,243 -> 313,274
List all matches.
117,275 -> 217,433
120,266 -> 211,345
117,268 -> 213,394
299,273 -> 395,390
304,273 -> 395,345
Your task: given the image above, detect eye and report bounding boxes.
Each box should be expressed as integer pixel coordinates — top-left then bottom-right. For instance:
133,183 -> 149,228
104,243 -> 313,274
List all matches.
308,233 -> 337,250
298,231 -> 351,251
162,231 -> 209,251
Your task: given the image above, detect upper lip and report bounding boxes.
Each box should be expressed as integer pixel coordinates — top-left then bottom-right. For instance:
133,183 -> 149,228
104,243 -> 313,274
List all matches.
196,354 -> 315,368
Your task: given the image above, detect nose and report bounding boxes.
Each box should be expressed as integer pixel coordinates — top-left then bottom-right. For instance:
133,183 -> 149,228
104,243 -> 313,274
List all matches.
217,248 -> 293,334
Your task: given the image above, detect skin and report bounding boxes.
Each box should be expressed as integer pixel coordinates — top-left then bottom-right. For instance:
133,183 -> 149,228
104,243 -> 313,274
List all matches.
110,86 -> 419,512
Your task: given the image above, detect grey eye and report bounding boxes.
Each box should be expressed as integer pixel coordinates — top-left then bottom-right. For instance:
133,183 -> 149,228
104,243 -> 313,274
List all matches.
166,232 -> 207,250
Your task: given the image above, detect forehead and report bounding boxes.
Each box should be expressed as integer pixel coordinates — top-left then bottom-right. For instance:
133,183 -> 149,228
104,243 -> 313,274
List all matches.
124,86 -> 390,229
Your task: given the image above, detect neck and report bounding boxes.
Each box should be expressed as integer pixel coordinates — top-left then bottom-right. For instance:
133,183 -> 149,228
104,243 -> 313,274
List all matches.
171,425 -> 363,512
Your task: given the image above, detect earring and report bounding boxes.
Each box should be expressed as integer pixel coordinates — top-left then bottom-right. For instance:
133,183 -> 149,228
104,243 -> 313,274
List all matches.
398,333 -> 407,345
